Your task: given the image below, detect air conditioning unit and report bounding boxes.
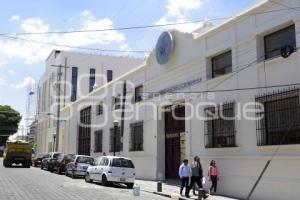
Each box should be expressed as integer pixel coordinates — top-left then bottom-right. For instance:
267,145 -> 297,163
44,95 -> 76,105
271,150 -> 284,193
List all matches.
281,45 -> 295,58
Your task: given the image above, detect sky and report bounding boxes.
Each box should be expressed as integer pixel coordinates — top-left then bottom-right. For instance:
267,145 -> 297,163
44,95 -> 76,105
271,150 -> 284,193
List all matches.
0,0 -> 258,135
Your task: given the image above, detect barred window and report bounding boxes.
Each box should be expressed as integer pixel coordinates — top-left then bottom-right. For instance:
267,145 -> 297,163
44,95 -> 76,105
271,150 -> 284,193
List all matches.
130,122 -> 143,151
135,86 -> 143,103
94,130 -> 103,153
109,127 -> 122,152
256,88 -> 300,146
113,95 -> 121,110
204,102 -> 236,148
97,103 -> 103,115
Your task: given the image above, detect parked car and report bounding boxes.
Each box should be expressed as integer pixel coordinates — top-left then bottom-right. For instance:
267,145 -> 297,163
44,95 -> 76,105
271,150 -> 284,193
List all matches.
40,152 -> 62,171
52,154 -> 75,174
32,153 -> 45,167
66,155 -> 94,178
85,156 -> 135,188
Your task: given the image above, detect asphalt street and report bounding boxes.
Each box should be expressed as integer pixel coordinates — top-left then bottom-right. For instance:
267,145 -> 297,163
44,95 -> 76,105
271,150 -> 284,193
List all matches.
0,158 -> 167,200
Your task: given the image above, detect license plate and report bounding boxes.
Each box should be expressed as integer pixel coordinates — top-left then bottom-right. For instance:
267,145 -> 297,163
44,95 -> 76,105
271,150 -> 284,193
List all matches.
15,158 -> 24,161
120,178 -> 126,182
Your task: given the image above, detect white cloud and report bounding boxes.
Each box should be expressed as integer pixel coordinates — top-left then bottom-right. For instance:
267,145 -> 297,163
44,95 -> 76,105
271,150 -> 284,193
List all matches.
15,77 -> 35,88
155,0 -> 208,32
166,0 -> 204,16
0,12 -> 130,65
81,10 -> 93,18
10,14 -> 20,21
0,77 -> 7,86
8,69 -> 15,76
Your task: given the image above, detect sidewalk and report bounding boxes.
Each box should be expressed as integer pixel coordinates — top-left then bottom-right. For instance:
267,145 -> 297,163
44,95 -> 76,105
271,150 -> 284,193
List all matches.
135,179 -> 238,200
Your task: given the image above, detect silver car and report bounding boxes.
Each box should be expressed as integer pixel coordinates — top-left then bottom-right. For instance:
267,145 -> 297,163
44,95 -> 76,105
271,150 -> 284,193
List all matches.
65,155 -> 94,178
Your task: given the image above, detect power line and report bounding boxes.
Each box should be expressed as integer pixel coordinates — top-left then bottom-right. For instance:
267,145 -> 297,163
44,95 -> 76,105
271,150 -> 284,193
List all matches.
2,35 -> 151,54
142,83 -> 300,94
269,0 -> 300,12
0,7 -> 299,36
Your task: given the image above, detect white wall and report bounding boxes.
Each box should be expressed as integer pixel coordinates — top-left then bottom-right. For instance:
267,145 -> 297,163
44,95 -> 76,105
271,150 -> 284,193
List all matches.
36,50 -> 143,153
60,0 -> 300,199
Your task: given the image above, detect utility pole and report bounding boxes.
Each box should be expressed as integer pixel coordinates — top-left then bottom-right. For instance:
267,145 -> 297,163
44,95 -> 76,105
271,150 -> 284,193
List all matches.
52,57 -> 68,152
120,81 -> 127,153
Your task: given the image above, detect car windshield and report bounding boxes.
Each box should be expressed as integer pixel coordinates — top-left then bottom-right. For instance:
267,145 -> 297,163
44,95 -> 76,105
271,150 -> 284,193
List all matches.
53,153 -> 61,159
77,156 -> 94,164
37,153 -> 45,158
111,158 -> 135,168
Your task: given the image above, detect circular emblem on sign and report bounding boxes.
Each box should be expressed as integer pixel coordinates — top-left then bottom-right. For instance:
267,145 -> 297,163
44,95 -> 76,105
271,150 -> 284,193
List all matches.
155,31 -> 174,65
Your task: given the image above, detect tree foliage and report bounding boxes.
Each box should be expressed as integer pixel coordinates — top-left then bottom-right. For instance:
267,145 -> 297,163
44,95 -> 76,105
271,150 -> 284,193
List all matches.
0,105 -> 22,146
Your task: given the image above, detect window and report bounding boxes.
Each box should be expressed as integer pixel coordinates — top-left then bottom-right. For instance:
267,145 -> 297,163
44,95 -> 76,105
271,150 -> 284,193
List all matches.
211,51 -> 232,78
107,70 -> 113,82
94,130 -> 103,153
109,126 -> 122,152
204,102 -> 236,148
111,158 -> 134,168
96,103 -> 103,115
76,156 -> 94,164
135,86 -> 143,103
100,157 -> 109,166
54,50 -> 61,58
264,25 -> 296,60
89,68 -> 96,92
71,67 -> 78,102
130,122 -> 143,151
113,95 -> 121,110
256,88 -> 300,146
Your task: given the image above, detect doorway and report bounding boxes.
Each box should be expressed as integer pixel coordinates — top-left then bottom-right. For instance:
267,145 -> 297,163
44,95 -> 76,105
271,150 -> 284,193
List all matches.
164,104 -> 185,179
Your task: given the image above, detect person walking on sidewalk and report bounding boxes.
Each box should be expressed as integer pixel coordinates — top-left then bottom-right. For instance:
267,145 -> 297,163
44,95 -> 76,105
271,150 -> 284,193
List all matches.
179,159 -> 191,198
187,156 -> 203,196
208,160 -> 219,195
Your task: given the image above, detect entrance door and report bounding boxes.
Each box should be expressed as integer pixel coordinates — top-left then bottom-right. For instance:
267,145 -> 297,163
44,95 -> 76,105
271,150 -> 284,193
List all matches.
78,106 -> 91,156
165,105 -> 185,179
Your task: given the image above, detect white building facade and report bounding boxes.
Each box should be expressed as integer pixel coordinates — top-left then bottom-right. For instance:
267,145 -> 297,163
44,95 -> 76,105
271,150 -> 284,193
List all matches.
36,50 -> 143,153
60,1 -> 300,199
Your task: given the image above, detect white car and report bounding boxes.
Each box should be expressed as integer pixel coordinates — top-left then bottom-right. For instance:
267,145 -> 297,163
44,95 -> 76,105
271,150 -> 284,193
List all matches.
85,156 -> 135,188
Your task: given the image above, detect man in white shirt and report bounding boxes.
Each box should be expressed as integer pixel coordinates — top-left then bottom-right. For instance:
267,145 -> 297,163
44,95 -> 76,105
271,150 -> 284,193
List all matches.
178,159 -> 191,198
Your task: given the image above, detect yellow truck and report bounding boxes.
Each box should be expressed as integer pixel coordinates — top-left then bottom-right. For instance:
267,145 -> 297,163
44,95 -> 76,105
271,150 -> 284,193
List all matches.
3,140 -> 32,168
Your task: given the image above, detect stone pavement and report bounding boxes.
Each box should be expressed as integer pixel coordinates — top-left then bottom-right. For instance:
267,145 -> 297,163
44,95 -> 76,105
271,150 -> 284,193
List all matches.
135,179 -> 238,200
0,158 -> 167,200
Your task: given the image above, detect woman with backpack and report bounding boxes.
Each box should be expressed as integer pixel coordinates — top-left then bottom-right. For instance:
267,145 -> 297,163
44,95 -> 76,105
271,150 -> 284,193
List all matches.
208,160 -> 219,195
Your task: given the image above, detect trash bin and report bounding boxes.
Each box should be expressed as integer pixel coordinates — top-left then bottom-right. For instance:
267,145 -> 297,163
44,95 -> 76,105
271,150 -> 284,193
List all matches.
157,181 -> 162,192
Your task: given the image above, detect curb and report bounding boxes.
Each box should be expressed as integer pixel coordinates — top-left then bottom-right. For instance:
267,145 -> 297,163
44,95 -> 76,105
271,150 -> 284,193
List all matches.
152,191 -> 188,200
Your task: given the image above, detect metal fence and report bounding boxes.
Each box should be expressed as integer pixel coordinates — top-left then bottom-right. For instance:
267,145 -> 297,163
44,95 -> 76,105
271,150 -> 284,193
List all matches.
255,87 -> 300,146
204,102 -> 236,148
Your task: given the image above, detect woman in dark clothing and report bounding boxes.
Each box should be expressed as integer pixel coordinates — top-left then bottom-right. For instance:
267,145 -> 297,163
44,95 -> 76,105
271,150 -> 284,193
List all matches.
187,156 -> 203,196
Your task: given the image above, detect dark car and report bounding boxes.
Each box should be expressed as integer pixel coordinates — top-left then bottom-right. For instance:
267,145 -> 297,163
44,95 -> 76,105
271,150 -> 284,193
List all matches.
52,154 -> 75,174
41,152 -> 62,171
32,153 -> 45,167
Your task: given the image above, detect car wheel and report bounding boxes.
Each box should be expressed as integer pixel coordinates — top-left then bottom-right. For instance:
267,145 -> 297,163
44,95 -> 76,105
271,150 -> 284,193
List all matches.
102,175 -> 108,186
127,183 -> 134,189
65,169 -> 69,176
85,173 -> 93,183
46,164 -> 50,171
57,167 -> 61,175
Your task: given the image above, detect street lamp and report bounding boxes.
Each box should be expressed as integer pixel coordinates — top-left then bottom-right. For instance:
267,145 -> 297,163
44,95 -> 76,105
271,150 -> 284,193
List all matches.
113,120 -> 119,156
